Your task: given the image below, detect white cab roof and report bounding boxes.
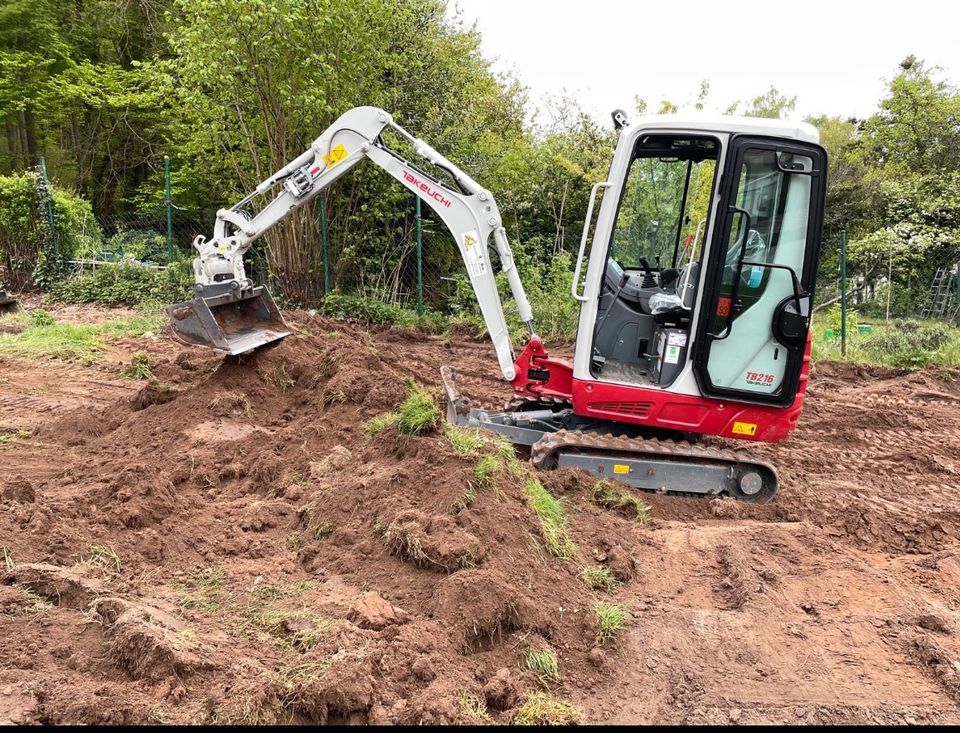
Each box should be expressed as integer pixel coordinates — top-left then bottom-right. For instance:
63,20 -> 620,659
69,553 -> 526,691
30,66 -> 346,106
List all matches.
628,114 -> 820,144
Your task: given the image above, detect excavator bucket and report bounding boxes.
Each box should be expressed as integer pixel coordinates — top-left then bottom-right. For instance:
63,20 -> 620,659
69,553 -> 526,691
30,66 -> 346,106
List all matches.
167,285 -> 290,356
0,290 -> 21,316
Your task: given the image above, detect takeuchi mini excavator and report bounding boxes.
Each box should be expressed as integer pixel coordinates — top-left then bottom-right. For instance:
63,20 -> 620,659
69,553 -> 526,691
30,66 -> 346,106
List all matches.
168,106 -> 827,501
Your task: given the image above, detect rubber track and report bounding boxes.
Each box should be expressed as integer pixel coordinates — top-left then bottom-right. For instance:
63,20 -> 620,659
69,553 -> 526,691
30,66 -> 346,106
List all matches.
530,429 -> 779,502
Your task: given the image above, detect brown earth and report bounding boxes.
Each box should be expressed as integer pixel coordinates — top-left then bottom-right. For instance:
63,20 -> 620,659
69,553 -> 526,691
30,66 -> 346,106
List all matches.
1,306 -> 960,724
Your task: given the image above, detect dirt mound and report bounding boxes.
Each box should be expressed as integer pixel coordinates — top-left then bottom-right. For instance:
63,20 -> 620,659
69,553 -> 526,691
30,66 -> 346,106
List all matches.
3,312 -> 960,724
0,312 -> 648,724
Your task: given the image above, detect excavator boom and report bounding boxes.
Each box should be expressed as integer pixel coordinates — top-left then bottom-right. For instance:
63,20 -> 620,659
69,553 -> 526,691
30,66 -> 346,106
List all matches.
169,106 -> 533,376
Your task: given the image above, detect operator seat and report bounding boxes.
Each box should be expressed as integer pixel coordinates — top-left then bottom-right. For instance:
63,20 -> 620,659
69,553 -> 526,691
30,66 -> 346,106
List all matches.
651,261 -> 699,328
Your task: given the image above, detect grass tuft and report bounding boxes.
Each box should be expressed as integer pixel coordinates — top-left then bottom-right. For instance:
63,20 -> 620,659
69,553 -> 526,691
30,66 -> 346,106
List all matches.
594,600 -> 629,645
512,691 -> 584,725
592,480 -> 651,526
76,542 -> 123,573
444,424 -> 484,455
473,454 -> 501,489
396,385 -> 441,435
2,546 -> 13,571
176,566 -> 228,613
120,350 -> 154,379
363,411 -> 399,441
457,690 -> 493,723
579,566 -> 621,592
450,485 -> 477,515
19,586 -> 52,614
524,478 -> 576,560
247,608 -> 335,651
522,646 -> 560,684
494,437 -> 524,477
147,704 -> 171,724
0,429 -> 30,445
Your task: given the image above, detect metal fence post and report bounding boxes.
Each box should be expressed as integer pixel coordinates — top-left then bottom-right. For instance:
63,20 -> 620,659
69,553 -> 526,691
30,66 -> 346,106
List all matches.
415,196 -> 423,316
164,156 -> 174,268
840,228 -> 847,359
38,156 -> 59,258
320,196 -> 331,295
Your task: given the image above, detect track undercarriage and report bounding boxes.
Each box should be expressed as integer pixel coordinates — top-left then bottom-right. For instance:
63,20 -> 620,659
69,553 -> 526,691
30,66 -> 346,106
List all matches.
441,366 -> 778,503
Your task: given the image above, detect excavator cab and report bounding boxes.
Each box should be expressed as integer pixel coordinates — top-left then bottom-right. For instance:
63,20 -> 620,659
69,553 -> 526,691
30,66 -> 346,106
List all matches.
575,118 -> 826,418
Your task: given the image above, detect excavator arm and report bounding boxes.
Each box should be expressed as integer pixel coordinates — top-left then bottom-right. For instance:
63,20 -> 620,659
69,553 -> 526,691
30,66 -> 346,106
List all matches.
182,106 -> 534,380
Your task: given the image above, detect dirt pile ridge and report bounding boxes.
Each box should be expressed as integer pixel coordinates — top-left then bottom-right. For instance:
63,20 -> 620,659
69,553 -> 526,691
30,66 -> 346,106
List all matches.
1,312 -> 647,724
2,308 -> 960,724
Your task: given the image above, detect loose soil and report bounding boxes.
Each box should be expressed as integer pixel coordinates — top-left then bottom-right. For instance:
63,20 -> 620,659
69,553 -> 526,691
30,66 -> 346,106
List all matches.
2,305 -> 960,724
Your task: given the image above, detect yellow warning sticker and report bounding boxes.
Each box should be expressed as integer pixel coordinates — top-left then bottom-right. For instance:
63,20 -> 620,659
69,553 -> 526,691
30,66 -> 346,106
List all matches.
463,232 -> 477,249
322,143 -> 348,168
613,464 -> 630,475
732,421 -> 758,436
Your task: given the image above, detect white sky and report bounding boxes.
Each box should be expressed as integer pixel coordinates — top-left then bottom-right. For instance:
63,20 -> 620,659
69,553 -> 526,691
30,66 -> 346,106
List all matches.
447,0 -> 960,126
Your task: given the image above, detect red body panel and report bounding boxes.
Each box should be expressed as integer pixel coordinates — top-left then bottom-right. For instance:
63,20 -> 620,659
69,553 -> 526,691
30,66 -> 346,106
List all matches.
511,336 -> 812,444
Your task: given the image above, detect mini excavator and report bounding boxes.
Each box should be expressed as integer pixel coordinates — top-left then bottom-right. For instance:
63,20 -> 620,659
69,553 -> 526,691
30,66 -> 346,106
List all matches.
168,106 -> 827,501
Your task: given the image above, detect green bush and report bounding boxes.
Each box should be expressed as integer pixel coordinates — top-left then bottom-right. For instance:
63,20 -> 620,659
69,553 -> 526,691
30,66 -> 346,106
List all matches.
0,173 -> 103,274
106,228 -> 168,263
859,319 -> 955,368
813,302 -> 859,340
320,292 -> 449,332
448,236 -> 580,344
48,262 -> 188,306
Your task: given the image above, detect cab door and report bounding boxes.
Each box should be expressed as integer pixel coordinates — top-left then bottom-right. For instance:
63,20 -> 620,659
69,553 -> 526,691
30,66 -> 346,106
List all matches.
692,136 -> 826,406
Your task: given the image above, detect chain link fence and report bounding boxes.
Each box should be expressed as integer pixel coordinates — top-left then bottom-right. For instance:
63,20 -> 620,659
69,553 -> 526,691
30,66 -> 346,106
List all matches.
5,159 -> 960,338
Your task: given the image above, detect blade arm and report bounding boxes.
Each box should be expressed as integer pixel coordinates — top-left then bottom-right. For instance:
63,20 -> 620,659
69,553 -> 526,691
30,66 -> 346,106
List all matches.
193,106 -> 535,381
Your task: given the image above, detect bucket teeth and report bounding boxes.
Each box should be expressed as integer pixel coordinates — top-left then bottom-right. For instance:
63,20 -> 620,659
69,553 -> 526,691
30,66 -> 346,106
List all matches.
167,285 -> 290,356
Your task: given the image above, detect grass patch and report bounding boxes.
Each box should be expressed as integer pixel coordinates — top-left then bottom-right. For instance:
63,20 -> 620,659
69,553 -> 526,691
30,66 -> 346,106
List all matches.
594,600 -> 629,645
247,608 -> 335,651
363,411 -> 399,441
811,312 -> 960,369
396,385 -> 441,436
473,454 -> 501,489
444,424 -> 484,455
512,691 -> 584,725
450,484 -> 477,514
120,350 -> 154,379
363,384 -> 441,440
524,477 -> 576,560
377,521 -> 430,566
176,566 -> 228,613
0,429 -> 29,445
579,566 -> 621,592
75,542 -> 123,573
208,391 -> 252,416
0,311 -> 165,362
313,522 -> 336,541
251,580 -> 318,601
495,437 -> 524,477
592,480 -> 651,526
457,690 -> 492,724
521,646 -> 560,684
19,586 -> 52,614
147,704 -> 171,724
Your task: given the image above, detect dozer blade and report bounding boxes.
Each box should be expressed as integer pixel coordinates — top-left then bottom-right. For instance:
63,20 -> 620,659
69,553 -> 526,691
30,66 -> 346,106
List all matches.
0,290 -> 21,316
167,285 -> 290,356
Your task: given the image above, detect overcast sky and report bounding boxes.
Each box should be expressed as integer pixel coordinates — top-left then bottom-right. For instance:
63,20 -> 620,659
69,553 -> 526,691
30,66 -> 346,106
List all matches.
447,0 -> 959,126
